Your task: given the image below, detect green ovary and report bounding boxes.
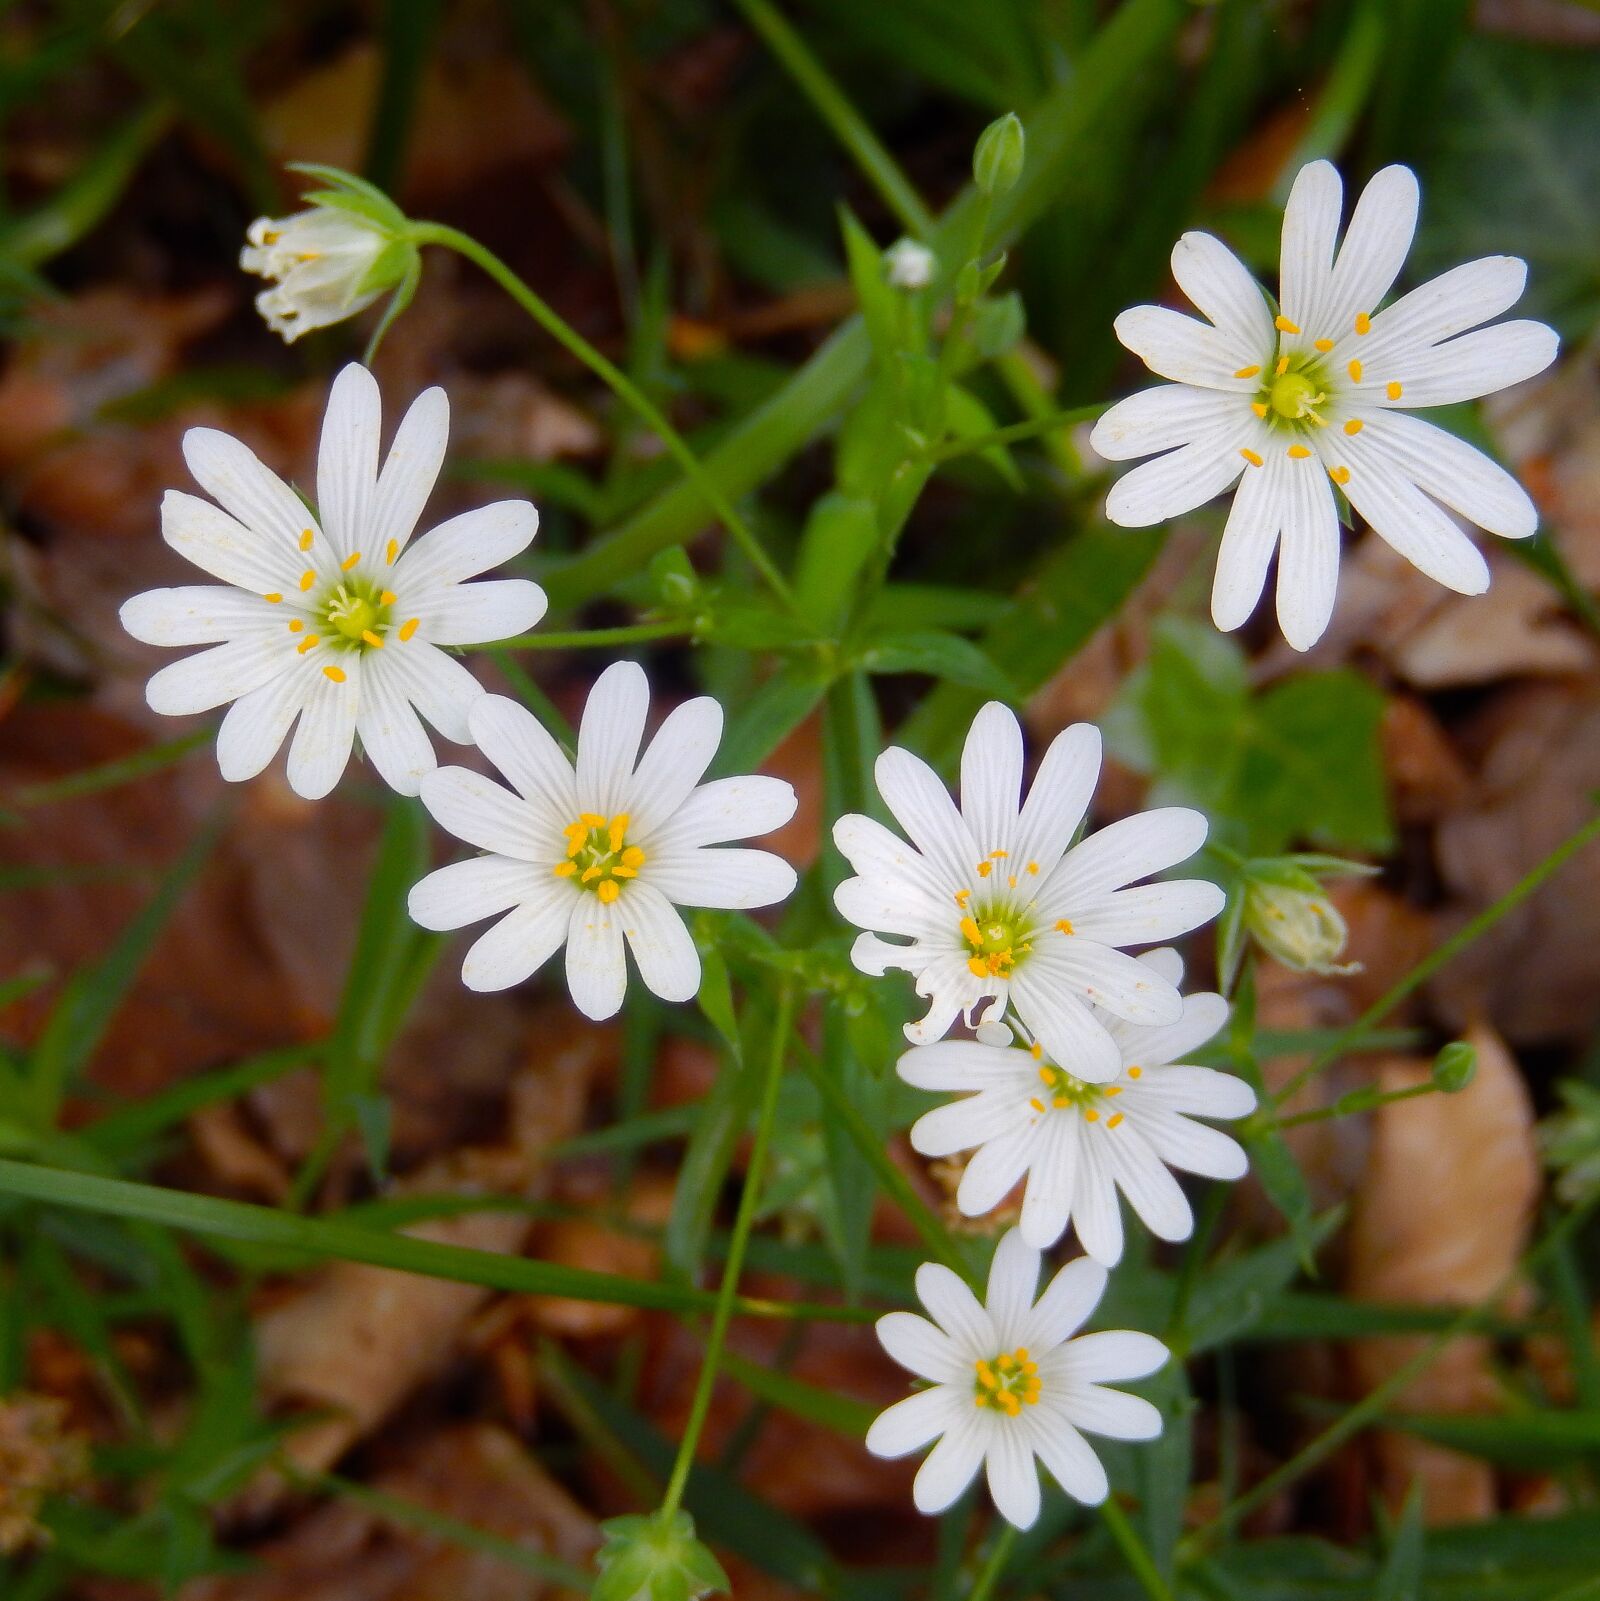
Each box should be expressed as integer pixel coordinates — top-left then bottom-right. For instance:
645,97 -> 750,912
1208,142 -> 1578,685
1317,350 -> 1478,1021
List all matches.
1268,370 -> 1322,421
321,577 -> 394,650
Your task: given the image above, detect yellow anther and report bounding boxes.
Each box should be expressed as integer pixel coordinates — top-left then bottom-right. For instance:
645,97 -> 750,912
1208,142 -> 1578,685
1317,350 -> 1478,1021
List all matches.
1030,1042 -> 1042,1060
399,618 -> 419,641
1127,1066 -> 1142,1079
977,861 -> 992,878
954,888 -> 971,907
1107,1112 -> 1124,1129
1275,355 -> 1290,376
288,618 -> 303,633
989,850 -> 1008,860
607,814 -> 630,852
1344,418 -> 1364,436
1029,1097 -> 1045,1113
1055,919 -> 1074,935
1386,380 -> 1402,401
341,551 -> 361,571
1038,1064 -> 1053,1085
299,569 -> 316,591
1240,447 -> 1263,467
1314,338 -> 1334,353
1329,465 -> 1351,485
323,665 -> 346,683
1288,444 -> 1312,459
1274,315 -> 1300,334
1053,1095 -> 1071,1108
597,880 -> 621,905
360,629 -> 383,649
620,846 -> 646,869
1348,359 -> 1363,383
1008,875 -> 1018,888
1026,861 -> 1039,875
613,865 -> 639,879
1085,1109 -> 1100,1123
297,634 -> 320,654
960,916 -> 983,947
580,813 -> 606,828
299,528 -> 315,551
380,589 -> 397,606
1250,402 -> 1269,420
264,591 -> 283,603
1355,312 -> 1371,335
385,538 -> 399,564
1233,365 -> 1260,379
1105,1086 -> 1122,1097
968,957 -> 989,978
581,864 -> 602,884
553,861 -> 577,878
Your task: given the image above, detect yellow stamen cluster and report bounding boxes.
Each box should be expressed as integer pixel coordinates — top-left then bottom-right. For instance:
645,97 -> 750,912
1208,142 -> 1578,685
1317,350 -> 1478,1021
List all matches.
961,911 -> 1027,980
1027,1058 -> 1133,1129
973,1348 -> 1040,1415
554,812 -> 645,904
275,529 -> 420,663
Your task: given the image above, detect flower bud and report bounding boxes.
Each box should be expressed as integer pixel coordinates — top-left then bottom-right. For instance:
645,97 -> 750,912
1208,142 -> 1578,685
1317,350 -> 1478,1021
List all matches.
240,168 -> 416,344
884,238 -> 936,290
592,1510 -> 729,1601
1432,1041 -> 1476,1093
973,112 -> 1025,197
1241,860 -> 1357,975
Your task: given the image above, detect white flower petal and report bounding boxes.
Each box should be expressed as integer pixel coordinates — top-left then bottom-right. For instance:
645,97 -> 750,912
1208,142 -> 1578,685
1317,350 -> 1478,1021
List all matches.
656,775 -> 798,850
1051,940 -> 1184,1026
1024,1411 -> 1108,1505
915,1263 -> 995,1357
865,1387 -> 962,1459
1386,319 -> 1557,410
1016,1118 -> 1078,1250
416,579 -> 548,647
121,586 -> 279,645
576,660 -> 649,818
1359,256 -> 1527,369
1134,946 -> 1186,989
1212,447 -> 1288,634
898,1040 -> 1022,1095
1115,991 -> 1231,1072
316,364 -> 381,564
285,659 -> 360,800
834,873 -> 949,940
1171,230 -> 1275,358
408,855 -> 550,931
1112,304 -> 1258,388
1106,1122 -> 1194,1242
1105,432 -> 1249,528
1061,1329 -> 1169,1384
984,1227 -> 1041,1348
215,662 -> 314,782
181,428 -> 319,560
1351,410 -> 1538,539
1071,1129 -> 1125,1265
1047,807 -> 1209,905
460,881 -> 574,992
1007,968 -> 1122,1084
419,766 -> 554,861
380,638 -> 484,744
1065,1384 -> 1163,1442
960,702 -> 1024,853
1278,159 -> 1343,341
645,846 -> 796,909
911,1091 -> 1027,1159
618,881 -> 701,1003
371,384 -> 449,561
1090,384 -> 1242,463
565,894 -> 627,1019
985,1424 -> 1041,1530
876,747 -> 982,890
1274,453 -> 1342,652
393,500 -> 541,591
357,651 -> 438,795
145,636 -> 289,716
1021,1256 -> 1106,1351
957,1124 -> 1042,1217
1138,1108 -> 1250,1181
161,490 -> 295,594
627,697 -> 724,840
1067,881 -> 1226,947
912,1412 -> 987,1514
1131,1063 -> 1256,1118
1012,722 -> 1101,882
1322,164 -> 1419,338
876,1312 -> 967,1385
467,694 -> 578,822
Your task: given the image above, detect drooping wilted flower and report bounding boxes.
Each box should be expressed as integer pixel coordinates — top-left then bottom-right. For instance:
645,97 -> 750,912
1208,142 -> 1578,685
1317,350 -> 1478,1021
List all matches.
833,703 -> 1223,1082
409,664 -> 798,1016
1092,160 -> 1559,649
120,364 -> 545,799
865,1229 -> 1167,1529
898,950 -> 1254,1262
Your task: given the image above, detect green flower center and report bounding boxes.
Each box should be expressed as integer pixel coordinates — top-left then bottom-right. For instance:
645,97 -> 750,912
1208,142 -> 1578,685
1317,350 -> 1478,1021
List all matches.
321,577 -> 394,649
960,908 -> 1030,979
1268,369 -> 1323,421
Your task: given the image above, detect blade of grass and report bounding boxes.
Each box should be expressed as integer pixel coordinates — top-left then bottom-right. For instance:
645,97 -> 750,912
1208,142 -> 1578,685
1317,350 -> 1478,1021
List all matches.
4,730 -> 211,811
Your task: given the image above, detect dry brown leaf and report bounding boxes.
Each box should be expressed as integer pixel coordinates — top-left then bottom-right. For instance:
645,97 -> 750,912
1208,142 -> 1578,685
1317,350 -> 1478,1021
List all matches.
1344,1023 -> 1538,1522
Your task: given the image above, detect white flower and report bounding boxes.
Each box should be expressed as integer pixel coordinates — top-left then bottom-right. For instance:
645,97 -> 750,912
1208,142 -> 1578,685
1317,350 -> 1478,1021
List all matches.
865,1228 -> 1167,1529
832,704 -> 1224,1083
1091,160 -> 1560,650
240,206 -> 408,343
408,664 -> 798,1016
898,950 -> 1255,1263
886,238 -> 936,290
120,364 -> 546,800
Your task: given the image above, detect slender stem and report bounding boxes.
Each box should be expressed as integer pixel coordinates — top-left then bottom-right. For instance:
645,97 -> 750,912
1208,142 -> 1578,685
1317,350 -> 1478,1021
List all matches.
924,403 -> 1107,464
660,983 -> 797,1519
1100,1498 -> 1177,1601
495,621 -> 692,651
1275,810 -> 1600,1105
1268,1080 -> 1437,1131
727,0 -> 934,239
968,1522 -> 1018,1601
409,220 -> 797,611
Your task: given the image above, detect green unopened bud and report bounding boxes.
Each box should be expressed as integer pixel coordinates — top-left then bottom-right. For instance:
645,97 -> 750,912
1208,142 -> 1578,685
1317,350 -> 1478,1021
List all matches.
241,164 -> 417,344
1432,1042 -> 1476,1093
593,1510 -> 729,1601
1241,859 -> 1358,975
973,113 -> 1025,197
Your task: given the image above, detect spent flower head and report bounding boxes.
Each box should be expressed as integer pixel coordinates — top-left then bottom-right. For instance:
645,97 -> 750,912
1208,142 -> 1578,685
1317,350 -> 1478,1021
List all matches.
1092,160 -> 1559,649
241,165 -> 419,344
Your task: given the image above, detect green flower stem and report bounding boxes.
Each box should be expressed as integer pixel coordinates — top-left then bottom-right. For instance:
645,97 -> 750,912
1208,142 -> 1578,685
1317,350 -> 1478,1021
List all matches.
0,1156 -> 867,1323
407,220 -> 797,612
1274,809 -> 1600,1106
924,403 -> 1108,465
968,1522 -> 1018,1601
659,983 -> 797,1519
494,621 -> 692,651
1182,1196 -> 1599,1556
727,0 -> 933,239
1101,1498 -> 1177,1601
1267,1079 -> 1438,1132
